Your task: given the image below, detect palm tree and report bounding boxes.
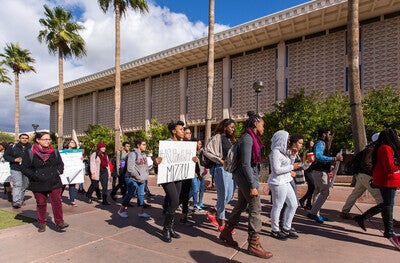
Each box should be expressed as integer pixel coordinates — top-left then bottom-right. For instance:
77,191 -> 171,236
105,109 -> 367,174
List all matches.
205,0 -> 215,143
347,0 -> 367,153
0,43 -> 35,142
38,5 -> 86,149
0,66 -> 12,85
97,0 -> 149,153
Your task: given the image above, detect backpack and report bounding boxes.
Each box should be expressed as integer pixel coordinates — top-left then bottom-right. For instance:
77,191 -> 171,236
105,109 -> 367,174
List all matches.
225,142 -> 240,173
345,148 -> 366,175
199,150 -> 215,169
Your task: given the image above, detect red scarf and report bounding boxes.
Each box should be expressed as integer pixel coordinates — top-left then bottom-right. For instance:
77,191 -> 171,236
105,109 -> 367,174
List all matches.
31,143 -> 55,163
99,152 -> 109,168
247,128 -> 263,165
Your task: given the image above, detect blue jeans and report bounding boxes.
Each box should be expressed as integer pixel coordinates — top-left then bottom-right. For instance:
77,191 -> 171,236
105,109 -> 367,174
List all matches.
380,187 -> 397,206
122,177 -> 145,207
211,165 -> 235,220
189,177 -> 200,207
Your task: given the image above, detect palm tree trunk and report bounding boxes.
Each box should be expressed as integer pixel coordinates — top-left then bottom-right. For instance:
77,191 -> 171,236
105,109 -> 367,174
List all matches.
114,5 -> 122,153
347,0 -> 367,153
14,73 -> 20,142
205,0 -> 215,143
57,49 -> 64,150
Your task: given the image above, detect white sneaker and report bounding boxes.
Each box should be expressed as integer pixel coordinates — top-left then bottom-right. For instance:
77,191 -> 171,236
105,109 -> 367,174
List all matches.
118,211 -> 128,218
138,212 -> 150,218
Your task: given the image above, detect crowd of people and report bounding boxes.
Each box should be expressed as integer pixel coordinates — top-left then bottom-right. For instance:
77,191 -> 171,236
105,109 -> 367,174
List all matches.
1,117 -> 400,257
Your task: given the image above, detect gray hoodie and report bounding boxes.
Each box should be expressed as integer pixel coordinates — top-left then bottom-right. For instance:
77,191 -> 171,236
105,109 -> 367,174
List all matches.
268,130 -> 294,186
125,148 -> 149,183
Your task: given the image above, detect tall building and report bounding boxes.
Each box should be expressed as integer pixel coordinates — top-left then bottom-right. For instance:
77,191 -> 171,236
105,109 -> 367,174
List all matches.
26,0 -> 400,140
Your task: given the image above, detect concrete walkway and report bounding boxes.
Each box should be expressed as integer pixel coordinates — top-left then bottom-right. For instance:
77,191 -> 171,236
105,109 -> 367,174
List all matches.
0,178 -> 399,263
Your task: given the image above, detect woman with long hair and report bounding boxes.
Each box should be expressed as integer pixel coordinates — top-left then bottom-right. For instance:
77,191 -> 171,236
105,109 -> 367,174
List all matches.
204,118 -> 236,232
219,111 -> 272,258
86,142 -> 111,205
21,132 -> 68,232
371,129 -> 400,250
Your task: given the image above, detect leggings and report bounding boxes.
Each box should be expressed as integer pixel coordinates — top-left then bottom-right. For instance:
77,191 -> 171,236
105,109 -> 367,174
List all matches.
162,181 -> 182,214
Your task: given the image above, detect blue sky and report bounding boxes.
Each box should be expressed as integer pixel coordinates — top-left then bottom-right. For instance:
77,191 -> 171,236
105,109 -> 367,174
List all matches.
0,0 -> 310,133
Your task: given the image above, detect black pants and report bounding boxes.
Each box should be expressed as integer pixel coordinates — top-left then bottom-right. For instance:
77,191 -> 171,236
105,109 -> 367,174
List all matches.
179,179 -> 192,215
110,173 -> 127,197
162,181 -> 182,215
300,170 -> 315,202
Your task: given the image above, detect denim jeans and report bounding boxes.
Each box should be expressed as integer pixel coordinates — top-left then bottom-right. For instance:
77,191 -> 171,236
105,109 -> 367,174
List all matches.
122,177 -> 145,207
189,177 -> 200,207
11,170 -> 29,204
211,165 -> 235,220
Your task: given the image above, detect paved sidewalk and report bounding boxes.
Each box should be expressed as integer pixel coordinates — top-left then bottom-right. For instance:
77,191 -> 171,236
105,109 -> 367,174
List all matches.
0,179 -> 399,263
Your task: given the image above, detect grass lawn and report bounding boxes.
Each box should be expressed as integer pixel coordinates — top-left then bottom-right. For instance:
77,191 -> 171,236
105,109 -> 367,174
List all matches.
0,209 -> 35,230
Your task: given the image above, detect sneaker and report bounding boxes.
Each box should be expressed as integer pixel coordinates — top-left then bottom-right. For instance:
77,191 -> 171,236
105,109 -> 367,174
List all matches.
56,222 -> 69,230
271,230 -> 288,241
138,212 -> 150,218
206,212 -> 219,227
340,212 -> 352,220
389,235 -> 400,250
12,203 -> 21,209
70,202 -> 78,207
38,224 -> 46,233
307,213 -> 324,223
282,228 -> 299,239
118,210 -> 128,218
198,203 -> 205,209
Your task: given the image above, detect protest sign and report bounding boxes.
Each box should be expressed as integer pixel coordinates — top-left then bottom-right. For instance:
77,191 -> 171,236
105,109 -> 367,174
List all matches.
59,149 -> 85,184
0,161 -> 11,183
157,140 -> 197,184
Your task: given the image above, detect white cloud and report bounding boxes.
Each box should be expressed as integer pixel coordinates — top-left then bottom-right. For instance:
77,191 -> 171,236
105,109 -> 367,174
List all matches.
0,0 -> 229,134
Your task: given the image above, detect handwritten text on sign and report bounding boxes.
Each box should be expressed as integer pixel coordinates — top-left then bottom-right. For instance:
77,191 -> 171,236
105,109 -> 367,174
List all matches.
59,149 -> 85,184
157,140 -> 197,184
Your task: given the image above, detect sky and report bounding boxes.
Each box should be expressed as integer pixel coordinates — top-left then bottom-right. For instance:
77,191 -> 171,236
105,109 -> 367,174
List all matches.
0,0 -> 309,133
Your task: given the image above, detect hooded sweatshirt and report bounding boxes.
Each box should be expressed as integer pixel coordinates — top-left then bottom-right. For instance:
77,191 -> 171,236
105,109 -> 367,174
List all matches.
268,130 -> 294,186
125,148 -> 149,183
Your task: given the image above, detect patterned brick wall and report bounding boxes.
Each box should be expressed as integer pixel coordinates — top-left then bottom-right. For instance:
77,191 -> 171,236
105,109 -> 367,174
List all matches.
151,72 -> 180,124
121,81 -> 146,130
63,99 -> 73,136
287,31 -> 346,97
50,103 -> 57,133
97,89 -> 114,128
76,94 -> 93,134
231,49 -> 276,118
187,61 -> 223,122
362,16 -> 400,92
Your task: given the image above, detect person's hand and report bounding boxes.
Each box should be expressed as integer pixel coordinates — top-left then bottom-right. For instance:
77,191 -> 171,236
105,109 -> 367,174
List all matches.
192,156 -> 199,163
290,171 -> 296,177
336,155 -> 344,162
220,159 -> 225,165
15,157 -> 22,163
293,162 -> 302,170
154,157 -> 162,165
250,188 -> 258,197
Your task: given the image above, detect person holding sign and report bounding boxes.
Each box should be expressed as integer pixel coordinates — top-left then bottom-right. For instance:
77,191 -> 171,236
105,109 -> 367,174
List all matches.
21,132 -> 68,232
117,138 -> 161,219
61,139 -> 78,207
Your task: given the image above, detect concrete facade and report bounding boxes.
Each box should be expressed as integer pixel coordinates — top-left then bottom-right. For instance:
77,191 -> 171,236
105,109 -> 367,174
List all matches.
28,0 -> 400,139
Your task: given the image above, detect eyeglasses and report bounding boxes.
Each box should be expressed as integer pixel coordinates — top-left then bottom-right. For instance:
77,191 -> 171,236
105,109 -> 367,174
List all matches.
40,138 -> 52,142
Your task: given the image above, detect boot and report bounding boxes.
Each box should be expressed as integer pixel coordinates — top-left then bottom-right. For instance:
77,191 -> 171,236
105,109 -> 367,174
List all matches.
219,225 -> 238,247
170,216 -> 181,239
102,194 -> 111,205
5,186 -> 12,203
248,234 -> 273,259
354,203 -> 383,231
382,205 -> 395,238
162,213 -> 174,243
96,188 -> 102,200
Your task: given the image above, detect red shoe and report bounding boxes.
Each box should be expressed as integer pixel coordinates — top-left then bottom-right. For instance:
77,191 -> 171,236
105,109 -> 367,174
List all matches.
206,212 -> 219,227
218,225 -> 235,234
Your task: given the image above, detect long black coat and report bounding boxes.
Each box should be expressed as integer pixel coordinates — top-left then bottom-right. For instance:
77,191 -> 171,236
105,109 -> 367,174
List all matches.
21,150 -> 64,192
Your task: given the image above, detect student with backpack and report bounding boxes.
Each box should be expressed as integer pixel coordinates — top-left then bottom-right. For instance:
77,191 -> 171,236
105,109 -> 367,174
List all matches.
110,141 -> 130,201
219,111 -> 272,259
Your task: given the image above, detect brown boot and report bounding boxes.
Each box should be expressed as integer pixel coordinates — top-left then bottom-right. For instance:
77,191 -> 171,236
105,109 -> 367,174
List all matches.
219,226 -> 238,247
248,234 -> 273,259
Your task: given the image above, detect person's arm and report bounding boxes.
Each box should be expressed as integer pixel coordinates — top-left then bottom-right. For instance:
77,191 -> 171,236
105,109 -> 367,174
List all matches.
3,146 -> 18,163
90,153 -> 98,178
56,150 -> 64,175
203,135 -> 223,164
270,150 -> 293,175
314,141 -> 335,162
240,135 -> 257,190
20,151 -> 35,179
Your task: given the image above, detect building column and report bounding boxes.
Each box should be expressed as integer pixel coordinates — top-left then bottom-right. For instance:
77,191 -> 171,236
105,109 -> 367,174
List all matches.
179,68 -> 188,124
222,56 -> 231,119
276,41 -> 286,102
145,77 -> 152,132
92,91 -> 98,125
72,97 -> 77,132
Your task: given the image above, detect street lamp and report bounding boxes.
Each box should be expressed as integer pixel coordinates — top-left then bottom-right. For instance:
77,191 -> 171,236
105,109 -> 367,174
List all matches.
253,81 -> 265,114
32,123 -> 39,134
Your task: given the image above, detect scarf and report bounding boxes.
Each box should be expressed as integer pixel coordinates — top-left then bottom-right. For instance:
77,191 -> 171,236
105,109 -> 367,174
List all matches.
99,152 -> 109,168
247,128 -> 263,165
31,143 -> 54,163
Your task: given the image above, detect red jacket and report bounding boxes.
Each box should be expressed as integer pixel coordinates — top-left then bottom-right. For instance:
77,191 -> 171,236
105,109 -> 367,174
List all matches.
372,144 -> 400,188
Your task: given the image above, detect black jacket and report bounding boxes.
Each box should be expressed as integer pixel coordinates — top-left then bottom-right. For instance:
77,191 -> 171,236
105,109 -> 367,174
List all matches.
21,150 -> 64,192
3,142 -> 31,171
